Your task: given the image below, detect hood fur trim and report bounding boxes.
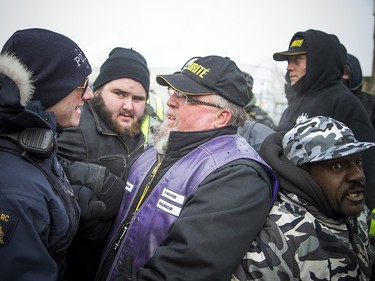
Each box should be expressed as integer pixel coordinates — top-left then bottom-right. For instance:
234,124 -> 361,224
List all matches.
0,53 -> 34,106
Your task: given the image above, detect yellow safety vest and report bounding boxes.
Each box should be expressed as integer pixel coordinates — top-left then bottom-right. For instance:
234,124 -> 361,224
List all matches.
369,208 -> 375,237
141,91 -> 164,143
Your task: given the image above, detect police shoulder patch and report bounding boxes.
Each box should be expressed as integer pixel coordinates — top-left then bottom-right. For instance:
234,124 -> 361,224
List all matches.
0,208 -> 19,247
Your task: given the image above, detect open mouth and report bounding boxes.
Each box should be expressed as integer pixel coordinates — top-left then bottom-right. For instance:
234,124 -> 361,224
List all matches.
345,191 -> 364,202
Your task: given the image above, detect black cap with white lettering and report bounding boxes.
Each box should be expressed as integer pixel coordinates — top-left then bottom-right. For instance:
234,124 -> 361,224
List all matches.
156,55 -> 249,107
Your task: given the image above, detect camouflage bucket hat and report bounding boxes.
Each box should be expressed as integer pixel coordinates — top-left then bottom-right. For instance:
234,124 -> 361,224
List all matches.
282,116 -> 375,166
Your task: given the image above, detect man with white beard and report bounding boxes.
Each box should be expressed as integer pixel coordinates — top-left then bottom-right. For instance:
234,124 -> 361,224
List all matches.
94,55 -> 279,281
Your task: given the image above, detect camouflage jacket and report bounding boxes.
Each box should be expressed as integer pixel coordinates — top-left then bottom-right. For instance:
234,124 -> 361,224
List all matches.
232,191 -> 371,281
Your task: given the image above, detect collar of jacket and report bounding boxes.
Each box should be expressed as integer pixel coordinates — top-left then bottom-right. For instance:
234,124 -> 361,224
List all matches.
3,100 -> 56,133
165,126 -> 237,160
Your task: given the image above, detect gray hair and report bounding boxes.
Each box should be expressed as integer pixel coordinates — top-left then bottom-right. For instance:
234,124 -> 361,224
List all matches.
213,95 -> 248,127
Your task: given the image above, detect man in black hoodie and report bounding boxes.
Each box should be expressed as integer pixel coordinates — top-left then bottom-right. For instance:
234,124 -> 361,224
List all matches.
273,29 -> 375,212
343,53 -> 375,129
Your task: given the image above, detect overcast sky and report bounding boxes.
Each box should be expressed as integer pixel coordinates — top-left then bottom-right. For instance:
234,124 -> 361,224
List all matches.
1,0 -> 373,75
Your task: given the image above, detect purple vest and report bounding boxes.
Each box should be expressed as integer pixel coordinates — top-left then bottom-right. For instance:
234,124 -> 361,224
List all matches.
104,135 -> 278,280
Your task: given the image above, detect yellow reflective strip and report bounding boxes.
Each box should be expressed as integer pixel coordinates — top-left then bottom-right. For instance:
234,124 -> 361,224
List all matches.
141,115 -> 150,143
154,94 -> 164,121
141,97 -> 151,142
369,219 -> 375,236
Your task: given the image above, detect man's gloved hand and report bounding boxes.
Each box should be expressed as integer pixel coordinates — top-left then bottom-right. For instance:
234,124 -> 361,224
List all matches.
60,159 -> 125,219
98,170 -> 126,219
60,160 -> 107,192
71,185 -> 106,221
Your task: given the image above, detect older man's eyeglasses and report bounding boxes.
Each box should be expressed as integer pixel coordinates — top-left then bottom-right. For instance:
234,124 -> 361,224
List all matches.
77,77 -> 89,98
168,88 -> 223,109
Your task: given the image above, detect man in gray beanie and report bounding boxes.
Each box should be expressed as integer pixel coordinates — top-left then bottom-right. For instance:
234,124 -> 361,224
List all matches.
57,47 -> 150,281
0,28 -> 94,281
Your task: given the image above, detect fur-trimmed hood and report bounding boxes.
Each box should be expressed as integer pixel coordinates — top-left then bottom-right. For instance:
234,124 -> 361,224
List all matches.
0,53 -> 53,133
0,53 -> 34,107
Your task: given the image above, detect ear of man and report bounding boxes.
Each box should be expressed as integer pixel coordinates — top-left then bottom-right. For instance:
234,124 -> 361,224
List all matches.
215,108 -> 231,128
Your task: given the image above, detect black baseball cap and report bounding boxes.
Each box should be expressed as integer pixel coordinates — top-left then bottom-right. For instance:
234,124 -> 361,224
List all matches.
273,37 -> 307,61
156,55 -> 249,107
